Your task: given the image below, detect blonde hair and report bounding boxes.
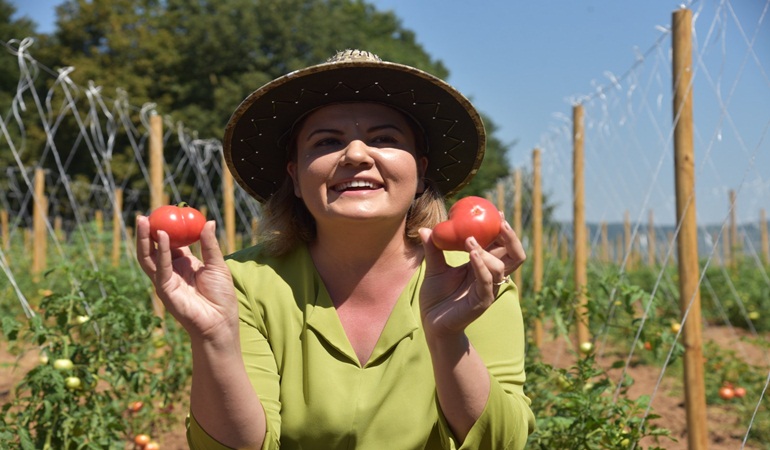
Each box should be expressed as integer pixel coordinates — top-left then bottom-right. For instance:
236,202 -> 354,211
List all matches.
258,178 -> 447,257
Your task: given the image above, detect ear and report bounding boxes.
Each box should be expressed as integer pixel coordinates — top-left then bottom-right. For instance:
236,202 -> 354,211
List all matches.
286,162 -> 302,198
416,156 -> 429,194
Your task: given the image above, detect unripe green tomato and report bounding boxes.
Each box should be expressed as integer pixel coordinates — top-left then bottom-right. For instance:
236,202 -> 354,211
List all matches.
65,376 -> 81,390
39,354 -> 49,365
579,342 -> 593,354
75,315 -> 90,324
748,311 -> 760,320
53,358 -> 74,371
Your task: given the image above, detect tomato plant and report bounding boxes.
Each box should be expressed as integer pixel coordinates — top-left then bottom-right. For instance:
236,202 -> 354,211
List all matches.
431,196 -> 502,251
148,202 -> 206,248
0,264 -> 193,449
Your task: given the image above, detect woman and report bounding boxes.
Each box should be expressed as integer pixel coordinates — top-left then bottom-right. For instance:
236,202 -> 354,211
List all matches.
136,49 -> 534,450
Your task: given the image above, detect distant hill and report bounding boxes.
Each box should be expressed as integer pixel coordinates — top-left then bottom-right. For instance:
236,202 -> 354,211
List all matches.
549,222 -> 767,262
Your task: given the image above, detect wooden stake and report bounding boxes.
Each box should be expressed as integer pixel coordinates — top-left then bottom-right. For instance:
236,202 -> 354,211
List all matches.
648,210 -> 657,267
672,9 -> 708,450
112,188 -> 123,268
1,209 -> 8,252
761,209 -> 769,266
32,168 -> 47,279
222,152 -> 236,255
251,217 -> 259,246
624,211 -> 633,270
532,149 -> 544,348
512,169 -> 523,295
601,222 -> 609,263
95,210 -> 104,261
149,114 -> 165,318
573,104 -> 589,348
496,181 -> 505,214
729,189 -> 738,265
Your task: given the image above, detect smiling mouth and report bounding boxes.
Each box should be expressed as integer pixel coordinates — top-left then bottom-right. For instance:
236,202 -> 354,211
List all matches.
331,180 -> 383,192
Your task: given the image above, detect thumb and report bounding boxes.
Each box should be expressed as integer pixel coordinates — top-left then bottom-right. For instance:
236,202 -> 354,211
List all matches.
419,227 -> 448,275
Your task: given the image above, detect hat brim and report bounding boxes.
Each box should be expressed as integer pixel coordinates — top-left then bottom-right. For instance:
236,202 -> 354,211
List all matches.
224,60 -> 485,203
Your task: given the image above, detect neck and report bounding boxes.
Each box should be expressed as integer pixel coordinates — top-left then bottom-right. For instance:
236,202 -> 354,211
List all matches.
309,220 -> 423,302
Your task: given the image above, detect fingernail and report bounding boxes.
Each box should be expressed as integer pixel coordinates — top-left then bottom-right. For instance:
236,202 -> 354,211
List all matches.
468,236 -> 478,247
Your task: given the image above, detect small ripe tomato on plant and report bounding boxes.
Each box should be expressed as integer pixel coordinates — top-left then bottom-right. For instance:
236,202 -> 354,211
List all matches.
733,386 -> 746,398
134,434 -> 151,446
148,202 -> 206,248
431,196 -> 502,251
128,400 -> 144,413
718,386 -> 735,400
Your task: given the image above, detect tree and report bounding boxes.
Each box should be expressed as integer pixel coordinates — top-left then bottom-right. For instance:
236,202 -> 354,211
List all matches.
12,0 -> 534,222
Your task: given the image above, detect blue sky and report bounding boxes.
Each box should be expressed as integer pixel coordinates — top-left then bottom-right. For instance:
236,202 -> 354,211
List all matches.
9,0 -> 770,226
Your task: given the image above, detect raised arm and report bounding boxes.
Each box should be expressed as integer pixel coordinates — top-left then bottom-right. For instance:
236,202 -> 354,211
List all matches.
418,218 -> 532,447
135,216 -> 266,449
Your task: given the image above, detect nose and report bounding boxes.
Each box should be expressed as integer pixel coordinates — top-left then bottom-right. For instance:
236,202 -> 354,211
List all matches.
339,139 -> 374,166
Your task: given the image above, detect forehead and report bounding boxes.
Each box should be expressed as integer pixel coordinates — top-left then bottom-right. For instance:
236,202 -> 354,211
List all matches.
298,102 -> 413,131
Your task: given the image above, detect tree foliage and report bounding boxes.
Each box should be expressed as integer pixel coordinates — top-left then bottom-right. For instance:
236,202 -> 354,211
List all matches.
0,0 -> 532,215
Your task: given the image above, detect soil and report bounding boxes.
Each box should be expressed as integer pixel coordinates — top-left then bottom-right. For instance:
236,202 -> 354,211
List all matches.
1,325 -> 766,450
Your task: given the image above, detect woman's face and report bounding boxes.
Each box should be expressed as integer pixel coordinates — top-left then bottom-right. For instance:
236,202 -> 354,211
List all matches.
287,102 -> 427,229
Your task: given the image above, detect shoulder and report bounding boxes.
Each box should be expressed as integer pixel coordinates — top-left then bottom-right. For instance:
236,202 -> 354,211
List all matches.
225,243 -> 317,296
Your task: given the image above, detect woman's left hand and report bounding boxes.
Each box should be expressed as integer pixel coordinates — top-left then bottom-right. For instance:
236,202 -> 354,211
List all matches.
418,217 -> 526,337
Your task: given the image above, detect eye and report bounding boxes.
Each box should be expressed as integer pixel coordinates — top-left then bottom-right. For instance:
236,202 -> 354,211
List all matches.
370,134 -> 399,145
313,137 -> 342,147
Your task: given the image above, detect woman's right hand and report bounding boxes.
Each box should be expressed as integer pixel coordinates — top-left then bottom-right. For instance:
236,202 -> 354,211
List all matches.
135,215 -> 239,344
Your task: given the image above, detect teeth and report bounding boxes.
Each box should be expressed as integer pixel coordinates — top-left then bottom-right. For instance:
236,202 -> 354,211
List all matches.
334,180 -> 378,191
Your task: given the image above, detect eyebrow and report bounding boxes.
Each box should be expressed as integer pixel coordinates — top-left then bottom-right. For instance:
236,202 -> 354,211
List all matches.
303,123 -> 406,142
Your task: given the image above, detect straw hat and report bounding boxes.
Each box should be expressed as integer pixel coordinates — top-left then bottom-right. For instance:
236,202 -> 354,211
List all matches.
223,49 -> 486,203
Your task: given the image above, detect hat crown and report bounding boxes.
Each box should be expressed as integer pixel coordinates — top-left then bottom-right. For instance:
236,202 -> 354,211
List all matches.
327,49 -> 382,64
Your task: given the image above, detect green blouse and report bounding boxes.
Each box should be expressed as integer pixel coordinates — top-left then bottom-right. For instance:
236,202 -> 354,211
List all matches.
187,244 -> 535,450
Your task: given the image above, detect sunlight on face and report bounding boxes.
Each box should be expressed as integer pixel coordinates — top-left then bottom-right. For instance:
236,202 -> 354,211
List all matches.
287,102 -> 428,228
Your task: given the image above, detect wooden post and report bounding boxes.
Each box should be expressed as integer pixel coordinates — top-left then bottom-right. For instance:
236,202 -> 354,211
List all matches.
512,169 -> 523,295
250,217 -> 260,246
761,209 -> 769,266
672,9 -> 708,450
601,222 -> 609,263
54,216 -> 63,242
32,168 -> 48,279
149,114 -> 165,318
496,181 -> 505,214
1,209 -> 8,252
222,152 -> 236,255
624,211 -> 633,270
95,210 -> 104,261
112,188 -> 123,268
648,210 -> 657,267
532,149 -> 544,348
573,104 -> 589,349
729,189 -> 737,266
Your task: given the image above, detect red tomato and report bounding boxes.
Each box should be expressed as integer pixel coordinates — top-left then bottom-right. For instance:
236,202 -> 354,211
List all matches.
134,434 -> 151,446
148,203 -> 206,248
128,400 -> 144,413
733,386 -> 746,398
718,386 -> 735,400
431,196 -> 502,251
